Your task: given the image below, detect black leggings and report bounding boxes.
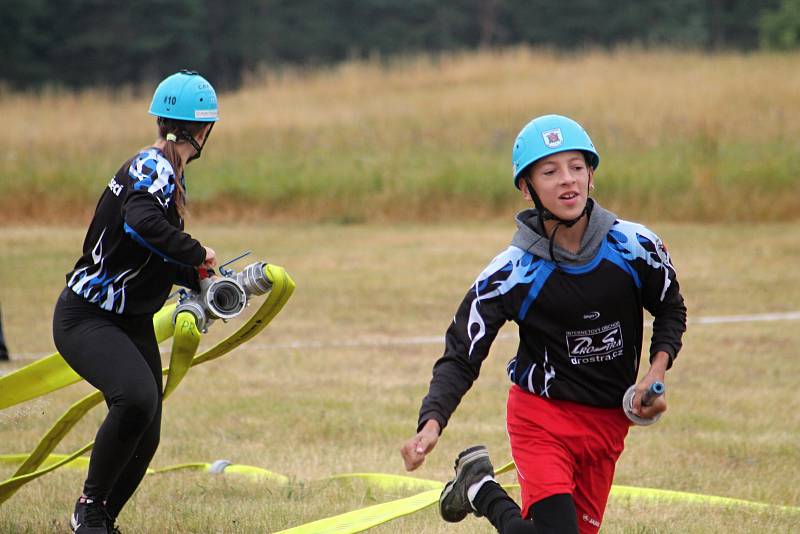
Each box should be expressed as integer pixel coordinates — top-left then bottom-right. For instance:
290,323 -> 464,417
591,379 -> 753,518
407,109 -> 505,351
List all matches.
474,481 -> 579,534
53,288 -> 163,519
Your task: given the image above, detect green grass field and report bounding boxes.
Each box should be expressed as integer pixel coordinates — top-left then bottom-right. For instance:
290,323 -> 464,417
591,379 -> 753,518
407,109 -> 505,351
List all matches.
1,221 -> 798,533
2,48 -> 800,223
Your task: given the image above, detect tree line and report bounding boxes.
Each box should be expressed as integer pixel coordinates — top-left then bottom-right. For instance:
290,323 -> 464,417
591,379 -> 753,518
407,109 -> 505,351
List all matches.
1,0 -> 798,91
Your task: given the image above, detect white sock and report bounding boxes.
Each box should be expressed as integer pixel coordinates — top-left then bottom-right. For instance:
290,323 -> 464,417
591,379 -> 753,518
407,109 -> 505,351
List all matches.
467,474 -> 496,510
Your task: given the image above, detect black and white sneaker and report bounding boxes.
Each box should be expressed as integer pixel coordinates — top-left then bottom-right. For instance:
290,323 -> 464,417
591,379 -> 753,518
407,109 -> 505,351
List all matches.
70,496 -> 110,533
439,445 -> 495,523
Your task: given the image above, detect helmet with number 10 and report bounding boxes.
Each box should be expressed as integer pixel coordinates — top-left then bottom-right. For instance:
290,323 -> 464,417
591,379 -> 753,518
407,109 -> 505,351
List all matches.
148,70 -> 218,122
511,114 -> 599,189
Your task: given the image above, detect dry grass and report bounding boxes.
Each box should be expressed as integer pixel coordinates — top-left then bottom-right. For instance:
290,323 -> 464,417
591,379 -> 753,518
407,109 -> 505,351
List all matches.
0,221 -> 799,532
2,48 -> 800,223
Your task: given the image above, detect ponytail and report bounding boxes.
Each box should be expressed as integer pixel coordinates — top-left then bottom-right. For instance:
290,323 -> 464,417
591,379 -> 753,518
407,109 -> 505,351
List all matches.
162,130 -> 187,217
156,117 -> 206,218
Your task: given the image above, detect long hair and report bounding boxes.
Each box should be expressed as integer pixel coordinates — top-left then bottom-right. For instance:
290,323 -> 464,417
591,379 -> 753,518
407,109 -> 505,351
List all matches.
156,118 -> 207,218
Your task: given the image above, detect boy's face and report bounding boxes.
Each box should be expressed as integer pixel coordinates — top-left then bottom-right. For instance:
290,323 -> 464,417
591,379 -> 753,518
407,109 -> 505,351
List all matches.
520,150 -> 593,220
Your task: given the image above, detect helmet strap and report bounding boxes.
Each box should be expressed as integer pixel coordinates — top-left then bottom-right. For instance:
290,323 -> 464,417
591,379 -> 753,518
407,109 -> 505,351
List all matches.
181,122 -> 214,163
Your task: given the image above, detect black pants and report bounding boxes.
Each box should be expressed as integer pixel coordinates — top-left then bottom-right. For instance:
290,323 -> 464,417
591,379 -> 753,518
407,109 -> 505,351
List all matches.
0,303 -> 9,360
53,288 -> 163,519
474,481 -> 580,534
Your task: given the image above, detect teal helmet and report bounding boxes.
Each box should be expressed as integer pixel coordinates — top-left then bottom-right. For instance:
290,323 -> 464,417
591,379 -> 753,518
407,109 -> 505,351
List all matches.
511,114 -> 598,189
148,70 -> 218,122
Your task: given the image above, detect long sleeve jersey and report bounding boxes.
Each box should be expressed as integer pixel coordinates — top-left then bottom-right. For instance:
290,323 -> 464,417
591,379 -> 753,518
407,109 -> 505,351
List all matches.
418,201 -> 687,432
66,148 -> 205,316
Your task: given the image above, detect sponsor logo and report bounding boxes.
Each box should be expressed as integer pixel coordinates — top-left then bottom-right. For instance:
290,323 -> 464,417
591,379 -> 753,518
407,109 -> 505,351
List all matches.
195,109 -> 218,119
583,311 -> 600,320
542,128 -> 563,148
108,177 -> 123,196
566,321 -> 623,365
582,513 -> 601,527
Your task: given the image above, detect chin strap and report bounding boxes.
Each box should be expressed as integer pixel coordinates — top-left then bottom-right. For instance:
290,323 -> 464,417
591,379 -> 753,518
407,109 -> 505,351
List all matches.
523,176 -> 590,265
180,122 -> 214,163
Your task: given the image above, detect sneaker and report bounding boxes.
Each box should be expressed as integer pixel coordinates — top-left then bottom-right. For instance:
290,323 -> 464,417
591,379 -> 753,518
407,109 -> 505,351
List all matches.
70,496 -> 110,533
439,445 -> 495,523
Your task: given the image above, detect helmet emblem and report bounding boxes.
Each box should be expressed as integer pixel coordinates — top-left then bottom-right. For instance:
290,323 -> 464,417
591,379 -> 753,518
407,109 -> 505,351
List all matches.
542,128 -> 563,148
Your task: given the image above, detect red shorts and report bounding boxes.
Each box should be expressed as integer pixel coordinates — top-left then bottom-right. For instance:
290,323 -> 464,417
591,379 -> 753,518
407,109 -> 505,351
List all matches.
506,385 -> 630,534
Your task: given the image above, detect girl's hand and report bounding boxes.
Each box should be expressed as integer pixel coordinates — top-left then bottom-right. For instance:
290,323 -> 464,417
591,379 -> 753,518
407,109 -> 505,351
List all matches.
202,246 -> 217,269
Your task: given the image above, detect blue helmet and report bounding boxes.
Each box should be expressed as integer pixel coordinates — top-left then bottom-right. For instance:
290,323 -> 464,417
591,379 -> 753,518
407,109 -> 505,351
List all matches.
511,114 -> 599,189
148,70 -> 218,122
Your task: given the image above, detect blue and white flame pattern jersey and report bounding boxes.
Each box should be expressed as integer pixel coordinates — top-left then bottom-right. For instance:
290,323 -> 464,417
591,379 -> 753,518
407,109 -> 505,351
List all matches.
418,212 -> 686,431
66,149 -> 205,315
129,148 -> 177,210
67,226 -> 149,313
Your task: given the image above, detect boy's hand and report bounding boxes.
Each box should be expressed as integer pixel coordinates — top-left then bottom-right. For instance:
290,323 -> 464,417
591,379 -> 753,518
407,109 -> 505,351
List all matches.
400,419 -> 441,471
632,351 -> 670,419
631,379 -> 667,419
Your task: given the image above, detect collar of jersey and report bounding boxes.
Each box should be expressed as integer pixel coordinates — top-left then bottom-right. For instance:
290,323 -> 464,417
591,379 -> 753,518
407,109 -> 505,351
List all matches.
552,239 -> 609,274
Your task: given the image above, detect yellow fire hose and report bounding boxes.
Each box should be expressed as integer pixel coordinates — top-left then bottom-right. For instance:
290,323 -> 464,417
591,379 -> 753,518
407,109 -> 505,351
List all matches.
0,264 -> 295,505
2,265 -> 797,530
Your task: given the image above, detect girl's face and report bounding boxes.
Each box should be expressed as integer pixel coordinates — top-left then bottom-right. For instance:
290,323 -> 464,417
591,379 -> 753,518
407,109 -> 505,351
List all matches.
521,150 -> 593,220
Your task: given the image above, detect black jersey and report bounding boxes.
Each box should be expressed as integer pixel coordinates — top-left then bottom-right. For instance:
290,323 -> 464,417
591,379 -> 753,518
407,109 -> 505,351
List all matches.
66,148 -> 205,316
418,204 -> 686,432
